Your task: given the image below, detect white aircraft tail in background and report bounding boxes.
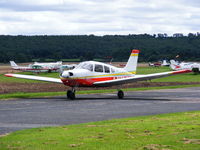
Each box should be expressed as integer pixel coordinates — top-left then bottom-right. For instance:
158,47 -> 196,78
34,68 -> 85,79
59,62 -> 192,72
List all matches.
161,60 -> 170,66
10,61 -> 18,67
170,60 -> 180,70
170,60 -> 200,73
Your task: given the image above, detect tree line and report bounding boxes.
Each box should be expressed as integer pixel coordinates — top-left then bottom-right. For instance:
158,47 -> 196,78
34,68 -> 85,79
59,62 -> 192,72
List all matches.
0,34 -> 200,63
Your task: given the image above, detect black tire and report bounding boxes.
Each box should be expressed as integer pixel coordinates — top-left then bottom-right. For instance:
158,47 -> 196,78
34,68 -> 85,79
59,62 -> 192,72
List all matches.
192,68 -> 199,75
67,90 -> 75,100
118,90 -> 124,99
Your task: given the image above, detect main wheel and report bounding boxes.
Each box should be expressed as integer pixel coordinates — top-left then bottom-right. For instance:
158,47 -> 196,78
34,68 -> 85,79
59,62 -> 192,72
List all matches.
192,68 -> 199,74
118,90 -> 124,99
67,90 -> 75,100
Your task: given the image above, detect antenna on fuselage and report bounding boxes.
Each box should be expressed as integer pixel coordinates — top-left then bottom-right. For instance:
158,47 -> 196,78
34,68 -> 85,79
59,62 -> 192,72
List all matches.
109,58 -> 113,64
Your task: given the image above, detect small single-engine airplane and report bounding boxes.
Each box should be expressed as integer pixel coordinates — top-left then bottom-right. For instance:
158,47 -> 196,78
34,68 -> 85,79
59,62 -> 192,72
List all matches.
5,50 -> 191,99
10,61 -> 62,73
170,60 -> 200,74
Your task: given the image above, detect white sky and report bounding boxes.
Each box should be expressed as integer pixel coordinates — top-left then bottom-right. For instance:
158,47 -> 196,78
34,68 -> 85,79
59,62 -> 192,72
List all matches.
0,0 -> 199,35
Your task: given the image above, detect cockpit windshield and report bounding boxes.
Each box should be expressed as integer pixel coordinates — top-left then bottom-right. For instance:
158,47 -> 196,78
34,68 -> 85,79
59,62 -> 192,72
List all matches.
75,62 -> 93,71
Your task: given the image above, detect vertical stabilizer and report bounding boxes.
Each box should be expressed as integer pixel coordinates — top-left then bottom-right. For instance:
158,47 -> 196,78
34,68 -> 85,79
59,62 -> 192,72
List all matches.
10,61 -> 18,67
124,50 -> 140,74
170,60 -> 180,70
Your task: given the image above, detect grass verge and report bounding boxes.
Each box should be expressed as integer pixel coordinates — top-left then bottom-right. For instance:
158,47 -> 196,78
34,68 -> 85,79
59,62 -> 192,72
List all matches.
1,84 -> 200,100
0,111 -> 200,150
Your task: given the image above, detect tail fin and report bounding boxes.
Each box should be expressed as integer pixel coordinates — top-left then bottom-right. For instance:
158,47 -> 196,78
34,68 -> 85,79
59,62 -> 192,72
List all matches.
10,61 -> 18,67
124,49 -> 140,74
56,61 -> 62,65
170,60 -> 180,70
170,60 -> 178,65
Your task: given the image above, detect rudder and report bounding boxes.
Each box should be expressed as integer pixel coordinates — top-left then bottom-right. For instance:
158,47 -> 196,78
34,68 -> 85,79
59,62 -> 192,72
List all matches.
124,49 -> 140,74
10,61 -> 18,67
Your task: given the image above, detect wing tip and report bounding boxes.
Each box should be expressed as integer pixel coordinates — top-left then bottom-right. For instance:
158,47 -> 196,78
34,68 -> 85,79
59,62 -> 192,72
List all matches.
132,49 -> 140,53
4,74 -> 13,77
171,69 -> 192,74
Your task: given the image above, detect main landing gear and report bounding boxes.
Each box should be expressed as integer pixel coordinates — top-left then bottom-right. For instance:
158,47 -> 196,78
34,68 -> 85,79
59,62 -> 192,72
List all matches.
117,90 -> 124,99
67,89 -> 76,100
67,88 -> 124,100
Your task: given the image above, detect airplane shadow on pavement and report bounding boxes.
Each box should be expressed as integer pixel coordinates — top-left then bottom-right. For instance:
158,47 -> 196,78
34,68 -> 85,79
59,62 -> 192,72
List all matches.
32,95 -> 172,101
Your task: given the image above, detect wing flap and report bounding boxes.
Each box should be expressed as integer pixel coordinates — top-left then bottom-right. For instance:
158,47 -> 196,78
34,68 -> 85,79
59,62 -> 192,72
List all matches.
5,74 -> 62,84
94,69 -> 191,87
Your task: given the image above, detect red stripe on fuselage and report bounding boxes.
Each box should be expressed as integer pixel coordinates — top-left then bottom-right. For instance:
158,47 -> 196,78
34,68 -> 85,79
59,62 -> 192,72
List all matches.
61,77 -> 115,87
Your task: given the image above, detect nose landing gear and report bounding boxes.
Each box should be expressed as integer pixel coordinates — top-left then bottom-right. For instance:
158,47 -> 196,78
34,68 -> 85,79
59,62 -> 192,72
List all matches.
117,90 -> 124,99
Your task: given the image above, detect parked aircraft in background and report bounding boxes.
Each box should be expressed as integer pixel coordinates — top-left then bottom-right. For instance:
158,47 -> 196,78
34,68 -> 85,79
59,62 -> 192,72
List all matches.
33,61 -> 62,72
6,50 -> 191,99
148,62 -> 161,67
149,60 -> 170,67
170,60 -> 200,73
161,60 -> 170,66
61,64 -> 77,71
10,61 -> 62,73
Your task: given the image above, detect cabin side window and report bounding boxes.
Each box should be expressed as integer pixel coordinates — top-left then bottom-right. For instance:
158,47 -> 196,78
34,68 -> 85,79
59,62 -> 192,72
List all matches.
111,68 -> 115,73
32,65 -> 42,69
83,63 -> 93,71
104,66 -> 110,73
95,64 -> 103,72
77,63 -> 93,71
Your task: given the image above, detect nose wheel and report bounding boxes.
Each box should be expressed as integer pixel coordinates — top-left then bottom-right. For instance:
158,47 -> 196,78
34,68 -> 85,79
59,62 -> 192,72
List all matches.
67,89 -> 76,100
118,90 -> 124,99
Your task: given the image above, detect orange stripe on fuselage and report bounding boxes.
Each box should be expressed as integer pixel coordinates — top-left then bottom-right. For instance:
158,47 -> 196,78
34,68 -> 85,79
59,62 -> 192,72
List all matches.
61,77 -> 114,87
61,75 -> 136,87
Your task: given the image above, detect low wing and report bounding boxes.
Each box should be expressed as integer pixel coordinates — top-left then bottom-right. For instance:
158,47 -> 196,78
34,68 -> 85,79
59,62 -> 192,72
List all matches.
4,74 -> 62,84
94,70 -> 191,87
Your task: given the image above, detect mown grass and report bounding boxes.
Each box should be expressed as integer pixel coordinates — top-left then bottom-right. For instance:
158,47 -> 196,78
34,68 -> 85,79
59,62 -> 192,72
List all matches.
137,66 -> 200,82
1,84 -> 200,100
137,66 -> 171,74
153,73 -> 199,82
0,111 -> 200,150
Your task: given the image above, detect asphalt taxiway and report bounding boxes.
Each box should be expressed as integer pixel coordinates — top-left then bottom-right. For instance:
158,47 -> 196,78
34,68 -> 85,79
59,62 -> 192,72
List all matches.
0,87 -> 200,135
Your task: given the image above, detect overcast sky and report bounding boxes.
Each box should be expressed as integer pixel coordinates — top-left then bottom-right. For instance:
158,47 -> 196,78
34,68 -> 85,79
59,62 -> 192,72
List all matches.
0,0 -> 199,35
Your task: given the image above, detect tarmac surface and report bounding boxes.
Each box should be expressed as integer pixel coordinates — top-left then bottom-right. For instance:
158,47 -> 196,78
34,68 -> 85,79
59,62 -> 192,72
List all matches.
0,87 -> 200,135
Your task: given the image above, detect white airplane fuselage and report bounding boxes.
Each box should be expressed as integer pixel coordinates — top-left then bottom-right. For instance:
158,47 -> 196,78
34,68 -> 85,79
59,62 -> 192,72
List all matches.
60,61 -> 134,87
